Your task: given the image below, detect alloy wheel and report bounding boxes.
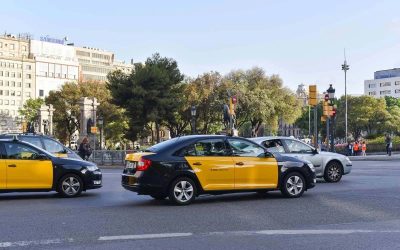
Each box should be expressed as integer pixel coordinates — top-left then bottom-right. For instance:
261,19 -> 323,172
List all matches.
286,175 -> 304,196
62,177 -> 81,196
326,163 -> 342,182
173,180 -> 194,202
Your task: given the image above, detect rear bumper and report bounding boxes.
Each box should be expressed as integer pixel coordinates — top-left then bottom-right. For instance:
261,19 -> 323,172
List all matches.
122,174 -> 164,195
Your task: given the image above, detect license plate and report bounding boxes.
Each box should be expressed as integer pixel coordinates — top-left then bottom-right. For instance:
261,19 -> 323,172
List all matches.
126,161 -> 137,169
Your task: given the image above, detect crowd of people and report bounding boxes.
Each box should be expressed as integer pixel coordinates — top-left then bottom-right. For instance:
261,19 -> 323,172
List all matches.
346,141 -> 367,156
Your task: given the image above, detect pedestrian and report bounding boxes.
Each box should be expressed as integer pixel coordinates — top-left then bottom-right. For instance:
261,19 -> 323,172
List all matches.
388,141 -> 393,156
78,137 -> 92,160
385,134 -> 392,155
353,141 -> 359,156
362,141 -> 367,156
346,141 -> 352,156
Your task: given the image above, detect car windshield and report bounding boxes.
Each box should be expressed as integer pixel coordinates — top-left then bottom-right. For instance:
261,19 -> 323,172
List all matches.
145,137 -> 182,153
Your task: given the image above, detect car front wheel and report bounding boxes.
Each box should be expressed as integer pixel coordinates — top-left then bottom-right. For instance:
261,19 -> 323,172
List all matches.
58,174 -> 83,198
281,172 -> 305,198
168,177 -> 196,205
324,161 -> 343,183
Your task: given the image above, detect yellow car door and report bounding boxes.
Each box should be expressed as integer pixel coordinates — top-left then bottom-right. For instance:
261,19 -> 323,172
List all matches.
0,158 -> 5,189
227,138 -> 278,189
4,142 -> 53,189
184,139 -> 234,191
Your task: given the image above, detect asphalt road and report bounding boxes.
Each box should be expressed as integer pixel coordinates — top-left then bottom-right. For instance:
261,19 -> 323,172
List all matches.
1,161 -> 400,250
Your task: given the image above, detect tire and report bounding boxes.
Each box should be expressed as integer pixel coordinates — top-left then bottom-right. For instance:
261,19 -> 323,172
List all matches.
57,174 -> 83,198
150,193 -> 167,200
281,172 -> 306,198
168,177 -> 197,205
324,161 -> 343,183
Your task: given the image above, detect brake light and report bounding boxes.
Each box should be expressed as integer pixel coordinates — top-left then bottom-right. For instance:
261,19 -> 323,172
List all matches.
137,157 -> 152,171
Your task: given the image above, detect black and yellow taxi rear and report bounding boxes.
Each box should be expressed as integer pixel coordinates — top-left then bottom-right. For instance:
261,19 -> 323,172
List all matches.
122,135 -> 316,205
0,139 -> 102,197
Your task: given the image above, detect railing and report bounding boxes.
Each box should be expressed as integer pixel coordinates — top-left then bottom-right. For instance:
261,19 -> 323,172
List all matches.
83,150 -> 138,166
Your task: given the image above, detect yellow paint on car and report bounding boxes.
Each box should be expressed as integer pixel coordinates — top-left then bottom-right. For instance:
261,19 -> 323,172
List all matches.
185,156 -> 235,191
0,159 -> 6,189
6,160 -> 53,189
125,152 -> 155,162
54,153 -> 68,158
232,156 -> 278,189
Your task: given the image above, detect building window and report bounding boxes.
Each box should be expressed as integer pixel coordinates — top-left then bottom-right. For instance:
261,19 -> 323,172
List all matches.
395,89 -> 400,93
11,100 -> 15,105
26,65 -> 31,70
16,91 -> 21,96
0,80 -> 2,86
380,82 -> 391,87
395,81 -> 400,86
0,71 -> 2,76
0,100 -> 2,105
25,92 -> 31,98
17,82 -> 21,87
368,91 -> 376,96
11,81 -> 15,87
5,71 -> 9,77
10,44 -> 15,50
5,100 -> 9,105
22,45 -> 27,51
380,90 -> 391,95
39,90 -> 44,97
5,81 -> 9,86
0,90 -> 2,95
26,74 -> 31,79
10,91 -> 15,96
17,73 -> 21,78
25,83 -> 31,88
0,42 -> 2,48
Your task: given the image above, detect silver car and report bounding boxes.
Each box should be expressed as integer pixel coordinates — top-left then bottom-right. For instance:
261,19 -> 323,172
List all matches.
250,136 -> 352,182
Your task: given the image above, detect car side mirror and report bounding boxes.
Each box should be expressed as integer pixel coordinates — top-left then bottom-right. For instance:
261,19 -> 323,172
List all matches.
264,151 -> 274,158
312,148 -> 319,154
36,153 -> 49,160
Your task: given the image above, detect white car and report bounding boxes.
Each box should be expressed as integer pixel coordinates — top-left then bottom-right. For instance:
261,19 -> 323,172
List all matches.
250,136 -> 352,182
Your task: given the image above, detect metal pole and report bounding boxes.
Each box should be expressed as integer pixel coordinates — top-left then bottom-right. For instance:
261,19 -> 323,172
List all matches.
314,106 -> 318,149
326,116 -> 330,151
308,105 -> 311,138
345,70 -> 348,141
331,117 -> 335,152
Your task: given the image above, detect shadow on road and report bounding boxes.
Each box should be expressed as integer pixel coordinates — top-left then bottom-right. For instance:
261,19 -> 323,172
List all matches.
0,192 -> 98,201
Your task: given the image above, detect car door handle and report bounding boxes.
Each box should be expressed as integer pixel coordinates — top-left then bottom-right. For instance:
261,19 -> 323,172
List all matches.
8,164 -> 16,168
193,162 -> 202,166
235,162 -> 244,166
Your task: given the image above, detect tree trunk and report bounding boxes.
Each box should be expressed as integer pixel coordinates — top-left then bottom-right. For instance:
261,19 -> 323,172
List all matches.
155,122 -> 160,143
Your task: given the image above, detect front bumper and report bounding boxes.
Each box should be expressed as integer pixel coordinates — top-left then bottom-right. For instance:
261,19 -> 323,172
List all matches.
343,164 -> 352,175
83,170 -> 102,190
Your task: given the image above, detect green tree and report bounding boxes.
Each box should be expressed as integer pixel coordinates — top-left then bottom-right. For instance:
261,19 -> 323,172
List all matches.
107,53 -> 184,143
18,98 -> 44,123
224,68 -> 301,137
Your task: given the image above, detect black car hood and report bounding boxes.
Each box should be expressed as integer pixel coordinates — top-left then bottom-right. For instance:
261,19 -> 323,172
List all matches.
52,157 -> 96,167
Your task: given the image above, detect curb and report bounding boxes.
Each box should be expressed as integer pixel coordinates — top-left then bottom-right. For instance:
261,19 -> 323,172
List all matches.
349,156 -> 400,161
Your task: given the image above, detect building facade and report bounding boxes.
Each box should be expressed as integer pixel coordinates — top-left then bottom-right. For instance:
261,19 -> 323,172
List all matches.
364,68 -> 400,98
30,39 -> 79,98
0,34 -> 36,130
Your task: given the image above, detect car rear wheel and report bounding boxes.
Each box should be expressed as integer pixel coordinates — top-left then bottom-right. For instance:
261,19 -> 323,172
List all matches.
324,161 -> 343,183
281,172 -> 305,198
58,174 -> 83,198
168,177 -> 196,205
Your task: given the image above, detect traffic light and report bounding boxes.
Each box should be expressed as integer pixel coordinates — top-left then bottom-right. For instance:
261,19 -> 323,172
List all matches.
308,85 -> 317,106
323,100 -> 329,116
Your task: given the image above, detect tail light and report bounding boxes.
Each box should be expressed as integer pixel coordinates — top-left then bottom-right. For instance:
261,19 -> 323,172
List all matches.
137,157 -> 152,171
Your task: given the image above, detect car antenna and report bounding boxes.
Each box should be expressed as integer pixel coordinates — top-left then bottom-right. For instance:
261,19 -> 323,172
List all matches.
12,135 -> 19,141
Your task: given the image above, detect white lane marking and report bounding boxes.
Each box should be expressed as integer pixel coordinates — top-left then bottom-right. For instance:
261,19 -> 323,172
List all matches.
0,238 -> 73,248
98,233 -> 193,241
257,229 -> 375,235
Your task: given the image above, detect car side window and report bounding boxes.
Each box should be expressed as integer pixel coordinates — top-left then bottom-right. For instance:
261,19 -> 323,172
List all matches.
188,139 -> 229,156
3,142 -> 41,160
43,138 -> 65,154
263,139 -> 285,153
227,139 -> 265,157
20,136 -> 43,148
283,139 -> 313,154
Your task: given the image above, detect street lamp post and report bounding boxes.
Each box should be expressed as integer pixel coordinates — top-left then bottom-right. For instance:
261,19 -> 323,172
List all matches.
327,84 -> 336,152
97,116 -> 104,150
191,106 -> 196,134
342,57 -> 349,141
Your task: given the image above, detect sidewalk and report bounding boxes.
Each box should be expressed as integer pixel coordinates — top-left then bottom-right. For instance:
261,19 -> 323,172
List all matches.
349,154 -> 400,161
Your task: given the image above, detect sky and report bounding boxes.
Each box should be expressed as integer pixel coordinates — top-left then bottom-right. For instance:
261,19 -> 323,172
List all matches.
2,0 -> 400,96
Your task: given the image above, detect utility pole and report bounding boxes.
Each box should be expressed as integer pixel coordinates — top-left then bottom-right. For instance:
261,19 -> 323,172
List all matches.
342,50 -> 349,141
308,85 -> 318,148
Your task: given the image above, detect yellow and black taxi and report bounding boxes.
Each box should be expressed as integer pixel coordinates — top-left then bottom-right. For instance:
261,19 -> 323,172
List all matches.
0,137 -> 102,197
0,133 -> 81,159
122,135 -> 316,205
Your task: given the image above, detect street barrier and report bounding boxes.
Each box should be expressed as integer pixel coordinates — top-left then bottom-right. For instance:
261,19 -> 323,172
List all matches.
83,150 -> 138,166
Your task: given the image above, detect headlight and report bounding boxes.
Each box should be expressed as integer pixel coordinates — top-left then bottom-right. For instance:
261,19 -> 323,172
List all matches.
86,165 -> 99,171
307,163 -> 315,172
